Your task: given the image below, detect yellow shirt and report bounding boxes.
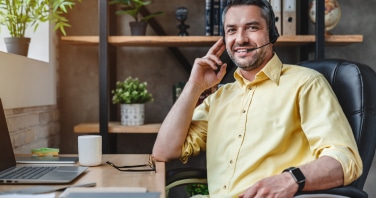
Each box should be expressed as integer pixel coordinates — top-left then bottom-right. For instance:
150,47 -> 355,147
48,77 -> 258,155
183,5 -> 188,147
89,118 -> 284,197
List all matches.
180,54 -> 362,198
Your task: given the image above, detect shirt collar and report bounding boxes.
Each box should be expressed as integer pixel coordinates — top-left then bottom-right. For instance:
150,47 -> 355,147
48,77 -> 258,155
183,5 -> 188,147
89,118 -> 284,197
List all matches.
234,53 -> 283,86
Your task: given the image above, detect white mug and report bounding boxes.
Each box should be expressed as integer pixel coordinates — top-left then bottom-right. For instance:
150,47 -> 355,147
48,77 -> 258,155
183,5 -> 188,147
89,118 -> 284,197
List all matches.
78,135 -> 102,166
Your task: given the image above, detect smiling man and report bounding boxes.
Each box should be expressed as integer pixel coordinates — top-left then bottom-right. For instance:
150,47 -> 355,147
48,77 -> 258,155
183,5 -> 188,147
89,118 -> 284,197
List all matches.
152,0 -> 362,197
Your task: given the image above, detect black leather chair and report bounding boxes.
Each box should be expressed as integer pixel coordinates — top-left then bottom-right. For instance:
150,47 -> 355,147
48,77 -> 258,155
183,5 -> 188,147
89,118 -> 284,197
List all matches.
166,59 -> 376,198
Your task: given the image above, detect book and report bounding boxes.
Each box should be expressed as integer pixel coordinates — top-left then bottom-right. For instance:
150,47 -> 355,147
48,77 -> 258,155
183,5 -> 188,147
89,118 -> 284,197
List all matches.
282,0 -> 297,35
219,0 -> 227,36
212,0 -> 220,36
270,0 -> 282,35
205,0 -> 213,36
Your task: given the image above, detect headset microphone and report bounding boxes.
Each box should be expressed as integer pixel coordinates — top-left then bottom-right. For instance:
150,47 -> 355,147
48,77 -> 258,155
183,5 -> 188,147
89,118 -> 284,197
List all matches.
246,41 -> 272,52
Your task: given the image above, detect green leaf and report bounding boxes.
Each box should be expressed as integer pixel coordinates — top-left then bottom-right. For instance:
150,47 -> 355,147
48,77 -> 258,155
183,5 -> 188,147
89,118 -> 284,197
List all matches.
0,0 -> 81,37
109,0 -> 164,22
111,77 -> 153,104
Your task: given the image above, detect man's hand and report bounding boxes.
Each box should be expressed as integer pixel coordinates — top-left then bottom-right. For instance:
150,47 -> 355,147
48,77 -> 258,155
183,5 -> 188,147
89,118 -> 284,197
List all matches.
238,172 -> 298,198
189,38 -> 227,92
238,156 -> 345,197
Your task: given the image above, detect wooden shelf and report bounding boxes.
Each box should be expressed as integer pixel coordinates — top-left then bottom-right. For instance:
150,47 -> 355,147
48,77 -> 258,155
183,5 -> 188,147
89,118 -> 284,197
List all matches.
74,122 -> 161,134
61,35 -> 363,47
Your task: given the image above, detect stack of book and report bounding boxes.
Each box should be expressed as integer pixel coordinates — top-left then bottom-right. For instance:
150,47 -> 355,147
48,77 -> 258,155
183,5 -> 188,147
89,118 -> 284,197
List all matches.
205,0 -> 299,36
270,0 -> 299,36
205,0 -> 228,36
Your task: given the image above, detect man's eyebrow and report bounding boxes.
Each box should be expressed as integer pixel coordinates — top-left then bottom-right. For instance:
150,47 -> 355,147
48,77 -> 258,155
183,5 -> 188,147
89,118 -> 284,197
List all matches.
225,24 -> 236,29
245,21 -> 261,26
225,21 -> 261,28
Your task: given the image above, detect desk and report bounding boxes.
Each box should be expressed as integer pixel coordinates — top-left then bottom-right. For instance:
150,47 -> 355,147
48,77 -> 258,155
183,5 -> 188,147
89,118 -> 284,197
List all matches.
0,154 -> 165,198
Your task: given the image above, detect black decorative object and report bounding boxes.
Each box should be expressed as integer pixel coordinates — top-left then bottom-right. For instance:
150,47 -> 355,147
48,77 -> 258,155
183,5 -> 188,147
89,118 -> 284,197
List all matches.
176,7 -> 190,36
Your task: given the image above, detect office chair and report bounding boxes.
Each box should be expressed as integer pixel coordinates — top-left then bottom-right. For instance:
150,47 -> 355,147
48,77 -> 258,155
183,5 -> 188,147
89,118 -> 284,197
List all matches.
166,59 -> 376,198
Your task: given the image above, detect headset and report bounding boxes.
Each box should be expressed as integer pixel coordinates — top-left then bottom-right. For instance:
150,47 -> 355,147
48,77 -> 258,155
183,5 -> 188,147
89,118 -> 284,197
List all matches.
222,0 -> 280,44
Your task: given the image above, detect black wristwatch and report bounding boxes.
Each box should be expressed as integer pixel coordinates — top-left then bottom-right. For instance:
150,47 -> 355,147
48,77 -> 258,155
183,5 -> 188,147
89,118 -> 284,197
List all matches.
283,167 -> 306,191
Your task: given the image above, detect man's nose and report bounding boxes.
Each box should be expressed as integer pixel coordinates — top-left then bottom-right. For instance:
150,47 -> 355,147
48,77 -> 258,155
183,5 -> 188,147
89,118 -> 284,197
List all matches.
236,31 -> 249,44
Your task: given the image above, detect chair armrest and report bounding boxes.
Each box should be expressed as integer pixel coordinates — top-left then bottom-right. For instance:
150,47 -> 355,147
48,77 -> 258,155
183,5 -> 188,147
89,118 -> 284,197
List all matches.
166,169 -> 368,198
166,168 -> 207,185
296,186 -> 368,198
166,168 -> 207,195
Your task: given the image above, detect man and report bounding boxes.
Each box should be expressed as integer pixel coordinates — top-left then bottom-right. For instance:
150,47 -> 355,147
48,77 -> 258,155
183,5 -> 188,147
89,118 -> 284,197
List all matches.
152,0 -> 362,197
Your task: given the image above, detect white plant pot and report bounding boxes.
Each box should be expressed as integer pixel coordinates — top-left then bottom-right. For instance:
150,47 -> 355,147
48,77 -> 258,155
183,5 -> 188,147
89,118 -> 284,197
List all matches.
120,104 -> 145,126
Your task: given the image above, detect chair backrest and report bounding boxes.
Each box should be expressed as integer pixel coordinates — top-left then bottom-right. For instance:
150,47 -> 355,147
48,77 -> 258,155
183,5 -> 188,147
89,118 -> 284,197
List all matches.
298,59 -> 376,190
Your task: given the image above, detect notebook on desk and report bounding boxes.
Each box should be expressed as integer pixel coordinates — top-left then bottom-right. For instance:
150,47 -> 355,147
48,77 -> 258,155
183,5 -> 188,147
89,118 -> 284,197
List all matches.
0,98 -> 87,184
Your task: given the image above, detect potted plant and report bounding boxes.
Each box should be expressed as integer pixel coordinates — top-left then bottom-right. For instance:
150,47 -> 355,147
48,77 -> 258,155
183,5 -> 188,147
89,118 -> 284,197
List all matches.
0,0 -> 81,56
109,0 -> 164,35
112,76 -> 153,126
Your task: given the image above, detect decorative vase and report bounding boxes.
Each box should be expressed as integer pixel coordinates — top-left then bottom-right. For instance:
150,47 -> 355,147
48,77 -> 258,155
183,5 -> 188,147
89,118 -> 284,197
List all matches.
4,37 -> 31,56
129,21 -> 147,36
120,104 -> 145,126
309,0 -> 341,33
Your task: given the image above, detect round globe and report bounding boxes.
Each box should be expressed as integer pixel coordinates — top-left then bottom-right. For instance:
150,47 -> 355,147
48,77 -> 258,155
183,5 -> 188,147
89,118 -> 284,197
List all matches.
309,0 -> 341,32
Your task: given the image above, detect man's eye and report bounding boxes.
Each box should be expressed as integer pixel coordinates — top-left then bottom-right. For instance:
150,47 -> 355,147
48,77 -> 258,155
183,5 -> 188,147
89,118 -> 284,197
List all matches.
248,26 -> 259,31
227,29 -> 236,34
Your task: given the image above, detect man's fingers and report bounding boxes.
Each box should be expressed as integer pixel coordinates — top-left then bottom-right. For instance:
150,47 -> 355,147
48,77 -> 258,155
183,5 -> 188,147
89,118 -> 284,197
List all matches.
199,54 -> 223,70
216,63 -> 227,80
207,38 -> 226,57
201,59 -> 218,71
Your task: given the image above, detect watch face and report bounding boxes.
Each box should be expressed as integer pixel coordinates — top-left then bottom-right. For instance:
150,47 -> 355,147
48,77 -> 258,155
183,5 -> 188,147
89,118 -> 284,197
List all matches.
291,168 -> 305,183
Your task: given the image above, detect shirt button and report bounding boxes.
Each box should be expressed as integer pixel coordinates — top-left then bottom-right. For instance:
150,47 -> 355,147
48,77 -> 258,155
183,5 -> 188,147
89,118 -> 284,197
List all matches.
230,160 -> 233,164
223,185 -> 227,190
238,134 -> 242,138
242,110 -> 246,113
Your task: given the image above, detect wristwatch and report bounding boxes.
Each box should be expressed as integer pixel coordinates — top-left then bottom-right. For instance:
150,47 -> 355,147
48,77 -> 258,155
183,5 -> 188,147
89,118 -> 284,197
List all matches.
283,167 -> 305,191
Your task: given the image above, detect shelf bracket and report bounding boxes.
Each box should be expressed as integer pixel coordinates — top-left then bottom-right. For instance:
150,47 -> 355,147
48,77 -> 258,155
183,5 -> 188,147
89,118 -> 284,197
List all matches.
140,7 -> 192,73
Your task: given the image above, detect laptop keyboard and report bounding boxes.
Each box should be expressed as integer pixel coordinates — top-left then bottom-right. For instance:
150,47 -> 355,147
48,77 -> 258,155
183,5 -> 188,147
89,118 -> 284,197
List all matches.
0,166 -> 57,179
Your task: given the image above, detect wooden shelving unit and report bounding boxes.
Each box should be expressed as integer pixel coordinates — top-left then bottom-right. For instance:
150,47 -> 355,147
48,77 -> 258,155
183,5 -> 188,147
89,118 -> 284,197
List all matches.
66,34 -> 362,136
61,35 -> 363,47
74,122 -> 161,134
66,0 -> 363,153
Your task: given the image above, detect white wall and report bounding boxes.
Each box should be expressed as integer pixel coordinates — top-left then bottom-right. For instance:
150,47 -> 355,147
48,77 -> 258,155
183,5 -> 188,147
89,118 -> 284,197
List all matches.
0,22 -> 56,109
0,22 -> 50,62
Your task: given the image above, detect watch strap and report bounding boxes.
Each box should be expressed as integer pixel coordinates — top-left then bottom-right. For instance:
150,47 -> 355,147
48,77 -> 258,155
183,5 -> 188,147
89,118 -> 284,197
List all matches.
283,167 -> 305,191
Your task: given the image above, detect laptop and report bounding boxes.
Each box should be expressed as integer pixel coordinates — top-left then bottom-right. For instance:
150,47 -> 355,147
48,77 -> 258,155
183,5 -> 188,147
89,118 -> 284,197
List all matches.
0,98 -> 88,184
15,156 -> 78,164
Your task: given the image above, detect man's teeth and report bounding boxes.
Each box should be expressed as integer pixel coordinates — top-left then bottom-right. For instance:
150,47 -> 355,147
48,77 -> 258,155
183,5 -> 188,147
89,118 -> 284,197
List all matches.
237,49 -> 248,52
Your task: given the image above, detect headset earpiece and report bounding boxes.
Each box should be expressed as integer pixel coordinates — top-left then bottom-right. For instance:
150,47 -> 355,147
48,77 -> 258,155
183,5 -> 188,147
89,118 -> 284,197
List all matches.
222,29 -> 226,44
261,0 -> 279,43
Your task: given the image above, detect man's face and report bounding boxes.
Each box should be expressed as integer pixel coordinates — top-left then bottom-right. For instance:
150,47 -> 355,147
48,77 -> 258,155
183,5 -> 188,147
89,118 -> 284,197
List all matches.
224,5 -> 272,71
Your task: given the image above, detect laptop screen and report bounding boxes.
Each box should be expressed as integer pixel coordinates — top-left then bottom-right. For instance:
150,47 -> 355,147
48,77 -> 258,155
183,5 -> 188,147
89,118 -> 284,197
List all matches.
0,98 -> 17,171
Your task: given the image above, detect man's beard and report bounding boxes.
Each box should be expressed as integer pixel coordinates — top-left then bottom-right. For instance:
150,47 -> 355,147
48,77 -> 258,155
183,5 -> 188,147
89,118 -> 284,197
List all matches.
227,48 -> 266,71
